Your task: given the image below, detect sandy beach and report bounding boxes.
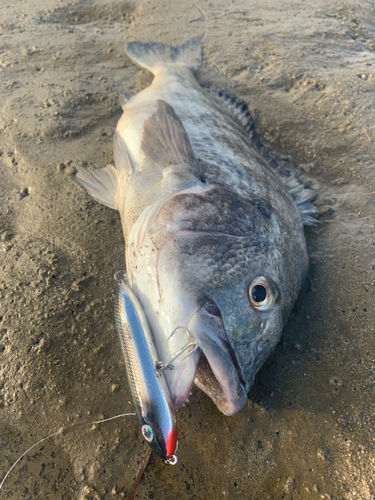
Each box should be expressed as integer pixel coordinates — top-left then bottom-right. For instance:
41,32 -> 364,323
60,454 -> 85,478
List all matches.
1,0 -> 375,498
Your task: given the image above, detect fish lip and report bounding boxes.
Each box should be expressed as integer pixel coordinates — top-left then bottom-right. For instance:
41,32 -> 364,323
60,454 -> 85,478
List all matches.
196,347 -> 247,416
188,304 -> 248,416
168,352 -> 200,410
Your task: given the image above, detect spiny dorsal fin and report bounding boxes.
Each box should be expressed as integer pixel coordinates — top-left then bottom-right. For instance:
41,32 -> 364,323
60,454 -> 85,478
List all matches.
125,38 -> 202,75
141,100 -> 196,169
203,85 -> 321,226
203,85 -> 256,135
203,85 -> 286,173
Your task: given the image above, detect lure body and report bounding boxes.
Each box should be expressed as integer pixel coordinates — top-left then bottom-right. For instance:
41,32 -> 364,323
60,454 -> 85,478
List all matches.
114,273 -> 178,463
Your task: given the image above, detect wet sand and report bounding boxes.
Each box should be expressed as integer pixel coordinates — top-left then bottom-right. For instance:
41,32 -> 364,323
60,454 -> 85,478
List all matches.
1,0 -> 375,498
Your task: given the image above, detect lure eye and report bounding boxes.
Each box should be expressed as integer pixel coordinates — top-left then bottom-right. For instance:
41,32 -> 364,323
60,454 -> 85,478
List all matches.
141,424 -> 154,442
249,276 -> 278,311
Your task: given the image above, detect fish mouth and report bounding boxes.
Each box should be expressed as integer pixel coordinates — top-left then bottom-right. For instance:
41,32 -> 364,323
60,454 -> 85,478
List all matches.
188,302 -> 248,416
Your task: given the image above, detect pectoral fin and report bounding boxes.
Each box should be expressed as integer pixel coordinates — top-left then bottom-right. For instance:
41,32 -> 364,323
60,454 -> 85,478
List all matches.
141,100 -> 197,173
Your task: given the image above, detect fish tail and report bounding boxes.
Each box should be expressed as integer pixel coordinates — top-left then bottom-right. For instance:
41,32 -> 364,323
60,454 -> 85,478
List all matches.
125,38 -> 202,75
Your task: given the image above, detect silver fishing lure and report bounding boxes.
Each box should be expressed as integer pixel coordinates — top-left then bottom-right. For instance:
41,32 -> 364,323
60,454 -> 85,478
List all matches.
114,270 -> 179,464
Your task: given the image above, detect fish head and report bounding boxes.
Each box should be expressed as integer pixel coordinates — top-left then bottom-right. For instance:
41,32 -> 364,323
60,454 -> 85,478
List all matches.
184,189 -> 308,415
128,184 -> 308,416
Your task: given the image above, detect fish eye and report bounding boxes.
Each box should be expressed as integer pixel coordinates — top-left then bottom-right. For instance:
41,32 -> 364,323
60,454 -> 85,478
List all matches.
141,424 -> 154,442
248,276 -> 278,311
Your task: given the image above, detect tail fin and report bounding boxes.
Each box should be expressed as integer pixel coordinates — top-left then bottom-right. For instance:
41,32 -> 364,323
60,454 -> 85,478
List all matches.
125,38 -> 202,75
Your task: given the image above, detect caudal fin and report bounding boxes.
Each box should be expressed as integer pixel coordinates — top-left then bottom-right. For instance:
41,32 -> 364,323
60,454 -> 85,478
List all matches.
125,38 -> 202,75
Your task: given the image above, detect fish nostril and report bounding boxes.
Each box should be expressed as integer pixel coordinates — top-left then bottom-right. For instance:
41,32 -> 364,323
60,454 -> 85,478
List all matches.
202,300 -> 222,318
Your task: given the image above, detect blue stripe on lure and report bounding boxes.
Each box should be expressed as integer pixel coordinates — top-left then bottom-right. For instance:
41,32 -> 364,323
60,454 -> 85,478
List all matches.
114,271 -> 178,464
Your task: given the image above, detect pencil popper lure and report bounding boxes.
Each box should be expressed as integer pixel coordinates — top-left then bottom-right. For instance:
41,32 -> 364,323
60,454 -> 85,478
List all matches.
114,270 -> 197,464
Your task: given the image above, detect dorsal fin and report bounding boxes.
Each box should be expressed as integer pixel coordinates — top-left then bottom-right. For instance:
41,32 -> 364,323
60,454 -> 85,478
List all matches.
141,100 -> 196,169
203,85 -> 321,226
203,85 -> 289,174
203,85 -> 255,135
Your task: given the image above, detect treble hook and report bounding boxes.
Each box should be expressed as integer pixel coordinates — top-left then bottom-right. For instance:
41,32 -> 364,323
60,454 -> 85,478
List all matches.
156,327 -> 199,373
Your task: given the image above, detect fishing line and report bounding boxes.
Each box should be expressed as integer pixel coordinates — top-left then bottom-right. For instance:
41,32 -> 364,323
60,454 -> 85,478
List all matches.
0,412 -> 136,492
127,447 -> 153,500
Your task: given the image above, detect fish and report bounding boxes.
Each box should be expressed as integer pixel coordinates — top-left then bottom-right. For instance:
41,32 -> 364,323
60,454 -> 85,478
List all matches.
114,271 -> 178,463
76,38 -> 318,416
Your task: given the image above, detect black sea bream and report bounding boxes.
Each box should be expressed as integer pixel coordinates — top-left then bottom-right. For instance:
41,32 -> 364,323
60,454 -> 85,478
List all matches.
77,38 -> 317,416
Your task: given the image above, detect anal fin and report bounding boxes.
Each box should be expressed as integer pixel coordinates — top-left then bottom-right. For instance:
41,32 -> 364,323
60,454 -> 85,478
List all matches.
113,130 -> 135,174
